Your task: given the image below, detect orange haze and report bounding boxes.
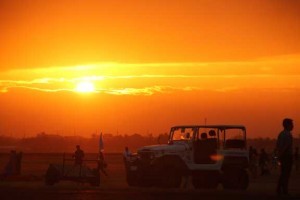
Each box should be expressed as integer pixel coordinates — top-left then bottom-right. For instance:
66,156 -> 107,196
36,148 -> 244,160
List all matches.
0,0 -> 300,139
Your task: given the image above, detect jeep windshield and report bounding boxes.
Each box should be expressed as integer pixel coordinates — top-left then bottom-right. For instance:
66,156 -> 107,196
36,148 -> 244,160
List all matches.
171,127 -> 195,141
169,125 -> 246,149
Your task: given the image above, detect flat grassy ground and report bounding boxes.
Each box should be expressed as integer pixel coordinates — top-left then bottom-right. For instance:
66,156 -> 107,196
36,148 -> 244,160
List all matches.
0,153 -> 299,200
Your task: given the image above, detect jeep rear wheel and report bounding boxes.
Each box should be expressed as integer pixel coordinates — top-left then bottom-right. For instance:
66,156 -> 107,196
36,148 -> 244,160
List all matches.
89,176 -> 100,186
236,169 -> 249,190
222,169 -> 249,190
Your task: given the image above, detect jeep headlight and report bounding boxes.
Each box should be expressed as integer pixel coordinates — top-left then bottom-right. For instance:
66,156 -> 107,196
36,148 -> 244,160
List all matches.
149,153 -> 155,160
154,150 -> 165,157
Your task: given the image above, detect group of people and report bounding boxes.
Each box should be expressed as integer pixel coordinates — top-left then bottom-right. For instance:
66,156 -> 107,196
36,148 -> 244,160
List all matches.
249,147 -> 272,178
249,146 -> 299,179
251,147 -> 272,176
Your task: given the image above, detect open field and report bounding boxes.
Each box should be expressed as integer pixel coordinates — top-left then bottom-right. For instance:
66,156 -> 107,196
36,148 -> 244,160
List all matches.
1,153 -> 300,200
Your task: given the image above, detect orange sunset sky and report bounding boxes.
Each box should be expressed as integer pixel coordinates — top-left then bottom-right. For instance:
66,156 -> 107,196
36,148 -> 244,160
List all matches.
0,0 -> 299,139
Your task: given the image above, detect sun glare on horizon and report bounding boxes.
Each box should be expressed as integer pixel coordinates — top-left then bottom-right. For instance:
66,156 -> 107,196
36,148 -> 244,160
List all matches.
75,81 -> 95,93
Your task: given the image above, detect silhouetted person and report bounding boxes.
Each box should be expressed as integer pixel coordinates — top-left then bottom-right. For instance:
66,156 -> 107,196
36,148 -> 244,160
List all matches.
259,148 -> 270,176
294,147 -> 299,171
3,150 -> 17,177
271,149 -> 279,170
208,130 -> 216,137
276,118 -> 294,196
73,145 -> 84,165
123,146 -> 132,171
185,132 -> 191,140
249,148 -> 259,179
97,151 -> 108,176
123,146 -> 132,162
249,146 -> 254,159
200,132 -> 207,140
16,151 -> 23,175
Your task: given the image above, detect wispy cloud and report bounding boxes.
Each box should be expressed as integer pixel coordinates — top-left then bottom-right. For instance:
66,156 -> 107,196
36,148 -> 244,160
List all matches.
1,74 -> 300,94
0,55 -> 299,95
103,86 -> 163,96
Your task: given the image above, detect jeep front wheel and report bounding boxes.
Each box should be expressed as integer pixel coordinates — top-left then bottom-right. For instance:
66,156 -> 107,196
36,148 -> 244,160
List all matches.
192,171 -> 219,189
159,167 -> 182,188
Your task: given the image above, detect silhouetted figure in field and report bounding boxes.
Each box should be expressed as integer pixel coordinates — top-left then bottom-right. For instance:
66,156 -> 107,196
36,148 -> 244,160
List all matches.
73,145 -> 85,165
276,118 -> 294,197
97,151 -> 108,176
3,150 -> 17,177
271,149 -> 279,171
249,146 -> 254,159
185,132 -> 191,140
123,146 -> 132,163
294,147 -> 299,171
123,146 -> 132,172
249,148 -> 259,179
259,148 -> 270,176
15,151 -> 23,175
1,150 -> 23,178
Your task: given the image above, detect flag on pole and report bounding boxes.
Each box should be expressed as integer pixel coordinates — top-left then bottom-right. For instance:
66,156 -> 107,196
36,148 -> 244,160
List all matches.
99,132 -> 104,152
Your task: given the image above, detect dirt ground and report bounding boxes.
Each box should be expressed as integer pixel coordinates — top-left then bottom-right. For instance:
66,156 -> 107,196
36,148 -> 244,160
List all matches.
0,153 -> 300,200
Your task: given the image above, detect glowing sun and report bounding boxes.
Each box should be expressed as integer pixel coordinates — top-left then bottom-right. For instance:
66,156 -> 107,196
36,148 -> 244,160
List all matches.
75,81 -> 95,93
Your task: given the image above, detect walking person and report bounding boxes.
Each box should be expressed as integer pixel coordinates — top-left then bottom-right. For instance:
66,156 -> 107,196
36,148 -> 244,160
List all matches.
276,118 -> 294,197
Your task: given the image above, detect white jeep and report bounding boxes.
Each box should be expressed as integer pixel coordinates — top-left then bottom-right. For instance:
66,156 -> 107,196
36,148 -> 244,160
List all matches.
124,125 -> 249,189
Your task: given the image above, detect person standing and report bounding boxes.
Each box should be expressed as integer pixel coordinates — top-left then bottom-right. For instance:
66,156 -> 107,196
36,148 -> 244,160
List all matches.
16,151 -> 23,175
294,147 -> 299,171
97,151 -> 108,176
123,146 -> 132,172
73,145 -> 85,165
276,118 -> 294,196
250,148 -> 259,179
123,146 -> 132,162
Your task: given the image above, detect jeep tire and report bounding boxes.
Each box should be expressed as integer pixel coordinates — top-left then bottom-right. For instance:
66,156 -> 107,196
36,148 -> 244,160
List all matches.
222,168 -> 249,190
159,167 -> 182,188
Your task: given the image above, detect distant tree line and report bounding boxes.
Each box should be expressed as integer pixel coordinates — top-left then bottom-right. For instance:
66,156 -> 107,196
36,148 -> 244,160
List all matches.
0,133 -> 299,154
0,132 -> 170,153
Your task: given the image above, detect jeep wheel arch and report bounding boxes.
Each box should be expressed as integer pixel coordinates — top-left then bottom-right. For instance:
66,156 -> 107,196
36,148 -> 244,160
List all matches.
222,168 -> 249,190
